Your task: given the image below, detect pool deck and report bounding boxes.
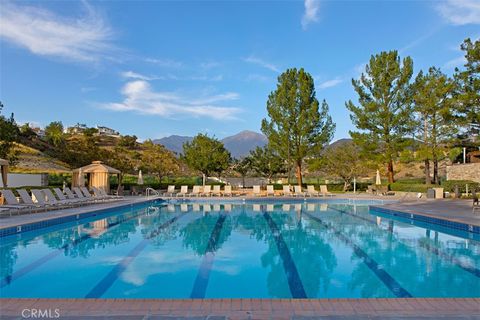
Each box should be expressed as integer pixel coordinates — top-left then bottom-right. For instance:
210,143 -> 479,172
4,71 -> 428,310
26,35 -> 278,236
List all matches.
1,298 -> 479,319
372,199 -> 480,228
0,196 -> 154,231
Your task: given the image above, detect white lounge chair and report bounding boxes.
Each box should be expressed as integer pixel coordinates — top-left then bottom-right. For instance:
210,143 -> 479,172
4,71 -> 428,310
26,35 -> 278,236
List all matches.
253,185 -> 262,197
306,185 -> 319,197
294,185 -> 305,197
212,185 -> 221,197
201,185 -> 212,197
164,185 -> 176,197
282,185 -> 292,197
320,185 -> 334,197
189,185 -> 201,197
177,186 -> 188,197
223,185 -> 233,197
266,185 -> 275,197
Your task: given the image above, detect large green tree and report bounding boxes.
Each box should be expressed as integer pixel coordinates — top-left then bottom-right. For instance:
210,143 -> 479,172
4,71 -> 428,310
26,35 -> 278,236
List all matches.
44,121 -> 65,147
346,51 -> 415,183
454,38 -> 480,145
0,102 -> 19,164
413,67 -> 457,184
311,141 -> 366,191
182,134 -> 231,185
261,68 -> 335,186
141,140 -> 179,182
248,145 -> 286,183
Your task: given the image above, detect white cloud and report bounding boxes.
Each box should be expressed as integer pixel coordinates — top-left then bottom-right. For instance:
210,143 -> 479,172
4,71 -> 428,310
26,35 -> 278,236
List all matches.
301,0 -> 321,30
317,78 -> 343,89
121,71 -> 162,81
443,56 -> 467,70
436,0 -> 480,25
243,55 -> 280,73
145,57 -> 183,68
98,80 -> 241,120
0,2 -> 114,62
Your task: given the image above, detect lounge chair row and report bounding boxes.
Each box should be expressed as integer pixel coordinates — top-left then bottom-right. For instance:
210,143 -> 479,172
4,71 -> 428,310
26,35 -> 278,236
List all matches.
164,185 -> 234,197
253,185 -> 334,197
162,184 -> 333,197
0,186 -> 122,216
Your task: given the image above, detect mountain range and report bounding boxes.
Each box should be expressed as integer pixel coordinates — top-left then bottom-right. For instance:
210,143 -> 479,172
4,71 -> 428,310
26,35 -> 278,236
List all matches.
153,130 -> 268,158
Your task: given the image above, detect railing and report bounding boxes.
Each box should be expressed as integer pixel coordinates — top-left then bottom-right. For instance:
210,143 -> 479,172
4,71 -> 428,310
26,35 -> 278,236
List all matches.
146,187 -> 160,199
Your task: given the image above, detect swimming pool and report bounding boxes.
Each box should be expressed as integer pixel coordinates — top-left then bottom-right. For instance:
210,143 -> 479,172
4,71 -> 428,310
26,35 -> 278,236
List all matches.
1,200 -> 479,299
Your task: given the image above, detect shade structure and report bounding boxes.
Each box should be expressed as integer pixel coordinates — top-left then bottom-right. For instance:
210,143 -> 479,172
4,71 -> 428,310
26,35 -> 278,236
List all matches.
0,158 -> 8,188
137,170 -> 144,185
375,170 -> 382,185
72,161 -> 121,193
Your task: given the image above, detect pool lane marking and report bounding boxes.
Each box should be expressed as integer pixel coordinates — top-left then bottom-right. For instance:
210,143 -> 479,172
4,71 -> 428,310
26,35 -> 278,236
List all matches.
303,211 -> 412,298
0,207 -> 162,289
190,214 -> 227,299
330,206 -> 480,279
85,212 -> 186,299
263,211 -> 307,299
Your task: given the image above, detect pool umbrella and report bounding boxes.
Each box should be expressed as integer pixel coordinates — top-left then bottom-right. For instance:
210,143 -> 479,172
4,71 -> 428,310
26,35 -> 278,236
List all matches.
137,170 -> 144,185
375,170 -> 381,185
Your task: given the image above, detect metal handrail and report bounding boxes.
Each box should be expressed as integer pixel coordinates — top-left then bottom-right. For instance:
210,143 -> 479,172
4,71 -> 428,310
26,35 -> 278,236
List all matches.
146,187 -> 160,198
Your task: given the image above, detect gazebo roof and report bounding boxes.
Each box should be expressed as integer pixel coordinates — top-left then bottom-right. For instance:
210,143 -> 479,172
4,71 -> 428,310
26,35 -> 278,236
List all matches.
0,159 -> 8,166
73,161 -> 120,174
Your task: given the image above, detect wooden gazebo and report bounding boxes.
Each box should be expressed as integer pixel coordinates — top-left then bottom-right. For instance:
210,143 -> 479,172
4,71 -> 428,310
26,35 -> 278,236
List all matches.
72,161 -> 120,193
0,158 -> 8,188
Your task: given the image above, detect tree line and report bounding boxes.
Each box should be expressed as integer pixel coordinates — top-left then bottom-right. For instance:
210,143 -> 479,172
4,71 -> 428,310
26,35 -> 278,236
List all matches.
0,38 -> 478,189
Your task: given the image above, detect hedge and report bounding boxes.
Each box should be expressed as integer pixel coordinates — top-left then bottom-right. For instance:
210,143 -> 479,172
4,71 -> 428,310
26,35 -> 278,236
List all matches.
441,180 -> 480,193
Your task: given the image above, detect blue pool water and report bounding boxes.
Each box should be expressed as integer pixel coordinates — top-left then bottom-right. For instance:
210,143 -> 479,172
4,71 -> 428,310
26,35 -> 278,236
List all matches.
1,200 -> 479,299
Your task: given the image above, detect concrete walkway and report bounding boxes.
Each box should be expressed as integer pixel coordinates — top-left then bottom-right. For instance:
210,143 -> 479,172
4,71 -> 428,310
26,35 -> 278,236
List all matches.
375,199 -> 480,227
0,298 -> 479,319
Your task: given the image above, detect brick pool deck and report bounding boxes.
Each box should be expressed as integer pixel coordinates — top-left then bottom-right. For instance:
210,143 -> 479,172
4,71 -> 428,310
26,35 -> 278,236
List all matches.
1,298 -> 479,319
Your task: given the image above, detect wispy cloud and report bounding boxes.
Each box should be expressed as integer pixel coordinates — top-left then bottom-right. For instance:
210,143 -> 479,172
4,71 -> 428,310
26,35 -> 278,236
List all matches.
443,56 -> 467,70
243,55 -> 280,73
98,80 -> 241,120
246,74 -> 272,83
301,0 -> 321,30
0,1 -> 114,62
121,71 -> 162,81
317,78 -> 343,89
145,57 -> 183,68
436,0 -> 480,25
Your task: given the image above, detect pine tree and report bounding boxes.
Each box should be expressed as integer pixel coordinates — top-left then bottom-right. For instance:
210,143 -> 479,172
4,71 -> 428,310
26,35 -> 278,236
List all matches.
261,68 -> 335,186
346,51 -> 415,183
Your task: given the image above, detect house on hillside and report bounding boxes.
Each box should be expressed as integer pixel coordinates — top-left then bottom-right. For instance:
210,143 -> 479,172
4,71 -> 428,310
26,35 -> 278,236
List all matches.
30,127 -> 46,138
96,125 -> 120,137
65,123 -> 88,134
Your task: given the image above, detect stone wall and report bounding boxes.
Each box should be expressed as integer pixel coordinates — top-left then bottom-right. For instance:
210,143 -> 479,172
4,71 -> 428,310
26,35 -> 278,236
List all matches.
446,163 -> 480,183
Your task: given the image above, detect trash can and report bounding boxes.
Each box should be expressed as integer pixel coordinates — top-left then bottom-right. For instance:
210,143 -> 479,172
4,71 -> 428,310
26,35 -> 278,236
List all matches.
427,189 -> 436,199
433,187 -> 444,199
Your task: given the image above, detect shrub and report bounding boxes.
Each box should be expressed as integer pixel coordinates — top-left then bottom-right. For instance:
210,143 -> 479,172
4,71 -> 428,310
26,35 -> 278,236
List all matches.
441,180 -> 480,193
389,183 -> 435,193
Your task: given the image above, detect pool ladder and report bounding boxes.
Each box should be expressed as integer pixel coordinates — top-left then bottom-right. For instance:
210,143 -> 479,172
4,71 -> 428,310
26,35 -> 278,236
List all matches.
146,187 -> 160,199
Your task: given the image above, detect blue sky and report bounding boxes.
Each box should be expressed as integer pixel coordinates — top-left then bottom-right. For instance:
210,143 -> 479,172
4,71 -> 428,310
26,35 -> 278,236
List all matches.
1,0 -> 479,142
